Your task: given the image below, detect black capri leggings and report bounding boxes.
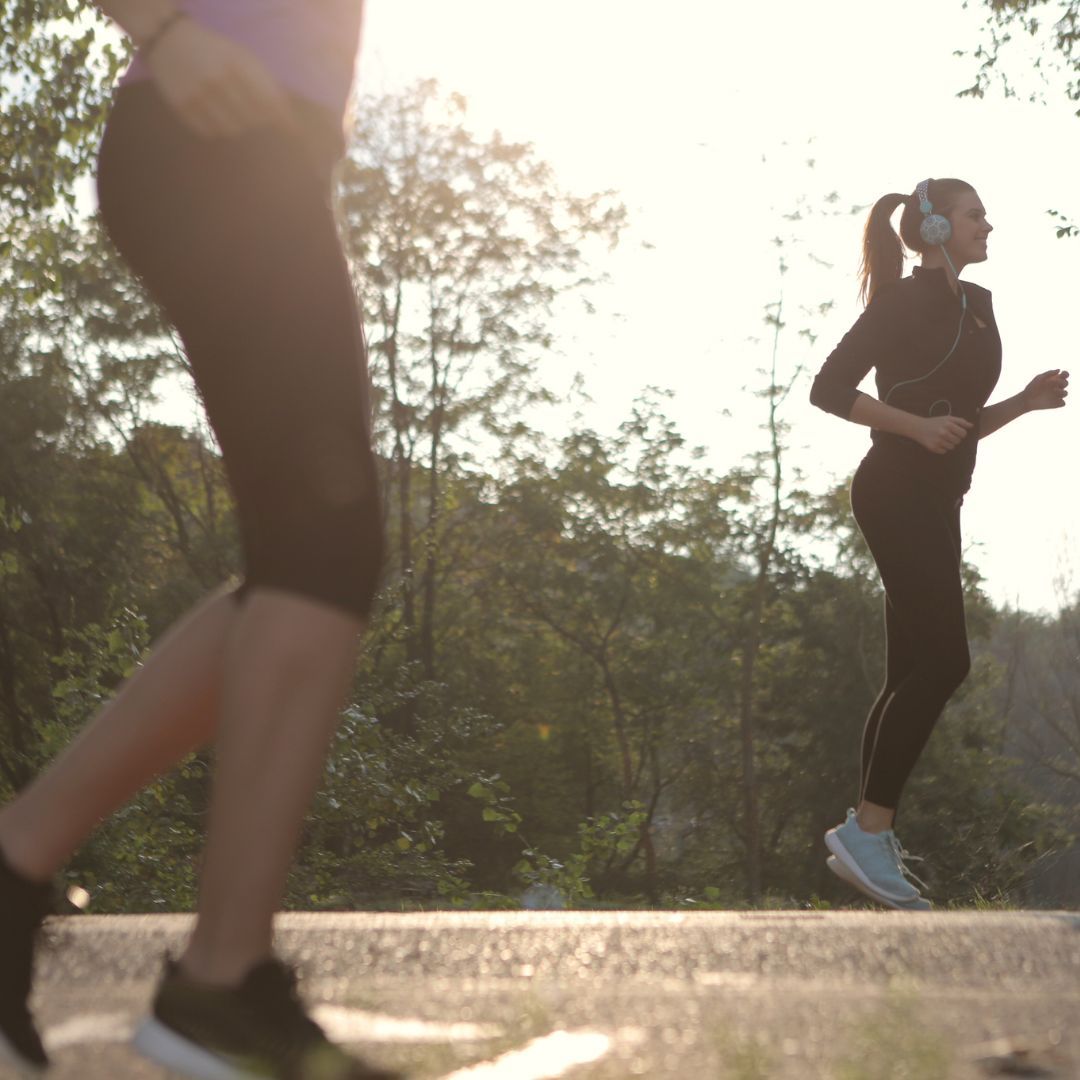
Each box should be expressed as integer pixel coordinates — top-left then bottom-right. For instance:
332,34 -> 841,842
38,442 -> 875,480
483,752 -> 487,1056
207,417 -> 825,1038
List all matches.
851,448 -> 971,810
96,83 -> 383,619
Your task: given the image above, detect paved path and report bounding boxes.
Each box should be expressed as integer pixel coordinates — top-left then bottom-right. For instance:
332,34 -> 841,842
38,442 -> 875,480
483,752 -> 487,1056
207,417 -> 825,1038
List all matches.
13,911 -> 1080,1079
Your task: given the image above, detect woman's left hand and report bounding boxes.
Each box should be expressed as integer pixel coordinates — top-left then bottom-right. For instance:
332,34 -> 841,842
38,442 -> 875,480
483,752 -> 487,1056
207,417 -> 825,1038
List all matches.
1023,369 -> 1070,411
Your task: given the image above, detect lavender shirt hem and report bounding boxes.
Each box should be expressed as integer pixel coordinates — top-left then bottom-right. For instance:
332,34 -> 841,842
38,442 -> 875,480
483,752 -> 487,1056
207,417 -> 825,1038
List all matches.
120,1 -> 364,117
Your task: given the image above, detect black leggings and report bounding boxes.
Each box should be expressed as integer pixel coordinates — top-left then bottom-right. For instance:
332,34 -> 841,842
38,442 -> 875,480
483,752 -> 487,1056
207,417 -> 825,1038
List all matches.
96,84 -> 383,619
851,449 -> 971,810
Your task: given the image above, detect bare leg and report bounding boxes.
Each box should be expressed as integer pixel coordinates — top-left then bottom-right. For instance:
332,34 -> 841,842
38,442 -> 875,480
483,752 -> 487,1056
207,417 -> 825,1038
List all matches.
179,588 -> 363,986
0,590 -> 237,883
856,800 -> 895,834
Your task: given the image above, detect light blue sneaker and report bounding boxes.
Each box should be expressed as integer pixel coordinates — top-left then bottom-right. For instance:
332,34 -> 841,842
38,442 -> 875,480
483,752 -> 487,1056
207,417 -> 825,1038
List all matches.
825,808 -> 930,910
826,856 -> 932,911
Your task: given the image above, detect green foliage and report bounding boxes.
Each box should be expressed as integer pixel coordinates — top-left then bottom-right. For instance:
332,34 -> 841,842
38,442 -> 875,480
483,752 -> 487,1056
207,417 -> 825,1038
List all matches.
509,802 -> 649,908
963,2 -> 1079,236
1,4 -> 125,215
288,674 -> 498,908
1048,208 -> 1079,238
42,608 -> 205,911
963,1 -> 1080,113
47,609 -> 148,739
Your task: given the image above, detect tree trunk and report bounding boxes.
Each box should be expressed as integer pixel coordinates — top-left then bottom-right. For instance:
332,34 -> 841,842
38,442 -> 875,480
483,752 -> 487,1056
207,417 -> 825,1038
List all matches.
383,288 -> 419,667
737,593 -> 765,903
737,291 -> 789,904
420,435 -> 439,680
419,305 -> 445,680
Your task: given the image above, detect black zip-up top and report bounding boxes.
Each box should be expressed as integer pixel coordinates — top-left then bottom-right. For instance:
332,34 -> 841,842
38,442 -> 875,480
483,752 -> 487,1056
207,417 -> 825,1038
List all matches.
810,265 -> 1002,495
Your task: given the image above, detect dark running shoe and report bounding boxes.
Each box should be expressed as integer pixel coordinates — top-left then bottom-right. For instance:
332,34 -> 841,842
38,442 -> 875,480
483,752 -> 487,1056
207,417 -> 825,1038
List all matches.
133,956 -> 401,1080
0,848 -> 52,1074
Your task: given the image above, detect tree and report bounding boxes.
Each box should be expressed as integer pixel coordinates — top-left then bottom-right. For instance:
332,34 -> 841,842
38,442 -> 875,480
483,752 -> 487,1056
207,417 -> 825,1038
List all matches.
963,0 -> 1079,236
1,4 -> 122,214
472,393 -> 749,900
730,286 -> 800,904
989,601 -> 1080,903
964,0 -> 1080,115
338,80 -> 625,679
720,160 -> 846,902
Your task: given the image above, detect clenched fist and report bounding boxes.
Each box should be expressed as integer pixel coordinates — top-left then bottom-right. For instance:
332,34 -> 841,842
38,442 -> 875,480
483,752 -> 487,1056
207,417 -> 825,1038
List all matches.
911,414 -> 974,455
1022,369 -> 1070,411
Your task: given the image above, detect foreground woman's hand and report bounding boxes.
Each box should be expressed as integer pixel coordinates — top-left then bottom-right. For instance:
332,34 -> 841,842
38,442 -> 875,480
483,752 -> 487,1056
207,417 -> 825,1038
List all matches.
911,414 -> 973,455
145,16 -> 298,138
1023,369 -> 1070,411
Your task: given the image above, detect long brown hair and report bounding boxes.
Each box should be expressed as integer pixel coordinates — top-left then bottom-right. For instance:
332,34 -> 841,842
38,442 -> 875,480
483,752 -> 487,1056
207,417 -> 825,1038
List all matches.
858,178 -> 975,305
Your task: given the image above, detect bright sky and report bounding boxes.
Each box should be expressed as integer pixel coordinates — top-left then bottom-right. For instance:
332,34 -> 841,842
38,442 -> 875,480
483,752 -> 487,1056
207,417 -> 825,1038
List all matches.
352,0 -> 1080,614
129,0 -> 1078,614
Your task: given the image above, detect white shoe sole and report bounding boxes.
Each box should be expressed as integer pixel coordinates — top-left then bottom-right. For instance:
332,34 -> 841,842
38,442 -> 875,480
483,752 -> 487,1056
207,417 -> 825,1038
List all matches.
132,1017 -> 249,1080
0,1029 -> 46,1077
824,827 -> 920,905
827,855 -> 930,911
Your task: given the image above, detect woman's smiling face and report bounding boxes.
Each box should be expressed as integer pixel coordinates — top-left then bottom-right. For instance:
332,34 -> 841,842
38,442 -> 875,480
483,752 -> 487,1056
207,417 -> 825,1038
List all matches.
947,190 -> 993,265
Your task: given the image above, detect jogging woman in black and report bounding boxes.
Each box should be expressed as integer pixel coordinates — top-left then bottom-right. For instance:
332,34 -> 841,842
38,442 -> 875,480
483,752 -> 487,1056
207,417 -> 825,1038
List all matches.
811,178 -> 1068,910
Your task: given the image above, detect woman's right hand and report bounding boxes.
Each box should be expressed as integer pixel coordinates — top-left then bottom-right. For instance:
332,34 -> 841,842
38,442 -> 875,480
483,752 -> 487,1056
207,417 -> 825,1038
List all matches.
910,414 -> 973,455
144,16 -> 299,138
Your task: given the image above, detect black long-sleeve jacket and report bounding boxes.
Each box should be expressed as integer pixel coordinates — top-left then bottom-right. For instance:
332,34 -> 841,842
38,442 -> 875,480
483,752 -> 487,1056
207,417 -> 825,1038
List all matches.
810,265 -> 1002,495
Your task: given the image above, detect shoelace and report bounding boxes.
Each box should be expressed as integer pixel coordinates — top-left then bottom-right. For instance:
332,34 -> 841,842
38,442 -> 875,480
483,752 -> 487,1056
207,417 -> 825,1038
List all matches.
886,834 -> 929,893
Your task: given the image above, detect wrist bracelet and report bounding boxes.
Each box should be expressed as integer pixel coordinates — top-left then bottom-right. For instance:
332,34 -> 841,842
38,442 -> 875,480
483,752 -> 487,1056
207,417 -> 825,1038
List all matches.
141,9 -> 186,58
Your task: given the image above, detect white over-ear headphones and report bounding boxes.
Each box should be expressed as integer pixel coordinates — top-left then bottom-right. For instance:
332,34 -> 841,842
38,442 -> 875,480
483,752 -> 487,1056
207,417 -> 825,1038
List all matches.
917,178 -> 952,247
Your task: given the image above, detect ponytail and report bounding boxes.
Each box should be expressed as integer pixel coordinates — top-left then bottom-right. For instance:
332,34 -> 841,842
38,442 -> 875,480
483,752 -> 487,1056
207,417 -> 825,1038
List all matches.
859,193 -> 907,306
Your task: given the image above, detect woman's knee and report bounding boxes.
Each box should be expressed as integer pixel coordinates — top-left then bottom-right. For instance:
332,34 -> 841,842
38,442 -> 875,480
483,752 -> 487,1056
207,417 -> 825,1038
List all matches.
234,587 -> 364,672
931,641 -> 971,693
242,451 -> 385,620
